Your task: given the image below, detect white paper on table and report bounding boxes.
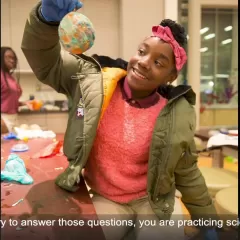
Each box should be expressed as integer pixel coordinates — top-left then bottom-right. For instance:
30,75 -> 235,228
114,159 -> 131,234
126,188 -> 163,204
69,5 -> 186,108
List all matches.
207,133 -> 238,148
14,127 -> 56,139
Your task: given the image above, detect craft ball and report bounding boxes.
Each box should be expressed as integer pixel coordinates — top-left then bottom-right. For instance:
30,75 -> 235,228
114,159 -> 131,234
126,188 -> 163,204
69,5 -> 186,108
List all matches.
59,12 -> 95,54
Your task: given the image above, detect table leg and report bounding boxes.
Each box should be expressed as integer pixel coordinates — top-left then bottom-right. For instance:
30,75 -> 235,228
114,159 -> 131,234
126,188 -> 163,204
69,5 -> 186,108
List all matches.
211,148 -> 224,168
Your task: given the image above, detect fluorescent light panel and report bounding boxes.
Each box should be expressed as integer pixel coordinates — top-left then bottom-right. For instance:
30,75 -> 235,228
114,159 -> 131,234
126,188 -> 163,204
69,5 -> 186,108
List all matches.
200,47 -> 208,52
224,26 -> 232,31
204,33 -> 215,40
208,81 -> 214,86
221,39 -> 232,45
215,74 -> 229,78
200,27 -> 209,34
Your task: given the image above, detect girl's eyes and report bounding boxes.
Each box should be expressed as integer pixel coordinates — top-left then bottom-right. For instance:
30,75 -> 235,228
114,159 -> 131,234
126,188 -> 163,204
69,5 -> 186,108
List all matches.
137,49 -> 164,67
155,61 -> 163,67
138,49 -> 145,55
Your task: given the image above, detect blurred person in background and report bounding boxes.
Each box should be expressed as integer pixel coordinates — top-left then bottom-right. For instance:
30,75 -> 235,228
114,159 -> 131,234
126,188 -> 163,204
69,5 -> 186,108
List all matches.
1,47 -> 32,133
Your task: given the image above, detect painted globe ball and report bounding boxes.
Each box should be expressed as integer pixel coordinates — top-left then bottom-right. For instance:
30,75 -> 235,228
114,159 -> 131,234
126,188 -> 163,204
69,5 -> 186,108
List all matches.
58,12 -> 95,54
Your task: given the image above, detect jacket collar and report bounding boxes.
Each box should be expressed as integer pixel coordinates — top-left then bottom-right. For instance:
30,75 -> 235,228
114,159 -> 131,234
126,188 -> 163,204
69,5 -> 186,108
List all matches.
157,85 -> 196,105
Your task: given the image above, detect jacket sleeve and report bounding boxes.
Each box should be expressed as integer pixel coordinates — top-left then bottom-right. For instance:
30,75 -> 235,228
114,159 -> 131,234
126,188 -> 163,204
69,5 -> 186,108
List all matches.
174,138 -> 218,220
21,2 -> 79,96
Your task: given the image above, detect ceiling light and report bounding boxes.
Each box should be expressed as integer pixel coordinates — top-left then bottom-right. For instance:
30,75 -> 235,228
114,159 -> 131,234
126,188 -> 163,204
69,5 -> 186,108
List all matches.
200,27 -> 209,35
224,26 -> 232,31
221,39 -> 232,45
208,81 -> 214,87
201,76 -> 214,80
216,74 -> 229,78
204,33 -> 215,40
200,47 -> 208,53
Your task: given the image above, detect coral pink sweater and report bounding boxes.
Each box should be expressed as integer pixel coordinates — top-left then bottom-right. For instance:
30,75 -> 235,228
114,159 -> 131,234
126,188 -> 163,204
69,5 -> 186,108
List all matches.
84,84 -> 167,203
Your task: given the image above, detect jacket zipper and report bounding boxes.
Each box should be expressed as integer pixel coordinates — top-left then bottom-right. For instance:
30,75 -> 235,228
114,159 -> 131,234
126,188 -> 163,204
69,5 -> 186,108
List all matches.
72,52 -> 103,111
72,53 -> 104,167
71,53 -> 102,72
78,97 -> 85,108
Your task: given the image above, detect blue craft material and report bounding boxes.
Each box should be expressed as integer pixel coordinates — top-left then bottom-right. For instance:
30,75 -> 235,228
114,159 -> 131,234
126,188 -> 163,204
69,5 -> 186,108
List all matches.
1,154 -> 33,184
3,132 -> 17,140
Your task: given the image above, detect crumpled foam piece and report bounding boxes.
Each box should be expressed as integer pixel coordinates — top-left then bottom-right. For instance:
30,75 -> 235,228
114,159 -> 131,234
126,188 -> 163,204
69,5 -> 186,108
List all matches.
1,154 -> 33,184
14,127 -> 56,140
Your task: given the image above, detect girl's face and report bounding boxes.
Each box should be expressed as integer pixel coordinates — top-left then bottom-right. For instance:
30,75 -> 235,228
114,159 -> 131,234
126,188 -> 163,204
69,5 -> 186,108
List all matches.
4,50 -> 17,71
127,37 -> 177,93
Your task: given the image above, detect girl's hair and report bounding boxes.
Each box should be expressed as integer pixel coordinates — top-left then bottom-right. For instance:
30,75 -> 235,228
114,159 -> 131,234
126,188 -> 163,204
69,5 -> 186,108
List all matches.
160,19 -> 187,48
1,46 -> 20,88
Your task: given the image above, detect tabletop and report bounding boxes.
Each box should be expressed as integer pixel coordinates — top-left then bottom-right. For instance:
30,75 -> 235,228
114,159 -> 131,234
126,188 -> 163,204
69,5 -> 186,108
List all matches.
1,135 -> 105,240
195,129 -> 238,150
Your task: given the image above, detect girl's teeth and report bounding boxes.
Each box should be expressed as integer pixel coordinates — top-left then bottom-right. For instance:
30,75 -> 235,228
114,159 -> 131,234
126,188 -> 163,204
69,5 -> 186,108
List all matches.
134,69 -> 145,79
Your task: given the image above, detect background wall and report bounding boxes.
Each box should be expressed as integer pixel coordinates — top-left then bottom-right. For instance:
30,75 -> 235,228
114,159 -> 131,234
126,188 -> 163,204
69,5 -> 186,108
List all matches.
119,0 -> 164,60
79,0 -> 120,58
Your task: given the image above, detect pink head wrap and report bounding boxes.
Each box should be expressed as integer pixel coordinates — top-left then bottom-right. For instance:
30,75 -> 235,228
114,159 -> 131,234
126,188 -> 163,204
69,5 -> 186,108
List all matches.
151,25 -> 187,71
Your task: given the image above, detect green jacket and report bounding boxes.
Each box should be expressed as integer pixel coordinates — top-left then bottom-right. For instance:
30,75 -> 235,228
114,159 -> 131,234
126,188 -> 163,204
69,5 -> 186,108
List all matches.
22,3 -> 217,221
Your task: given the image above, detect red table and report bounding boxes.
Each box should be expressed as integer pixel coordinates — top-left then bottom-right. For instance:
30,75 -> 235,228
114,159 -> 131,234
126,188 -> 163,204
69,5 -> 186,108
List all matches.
1,135 -> 105,240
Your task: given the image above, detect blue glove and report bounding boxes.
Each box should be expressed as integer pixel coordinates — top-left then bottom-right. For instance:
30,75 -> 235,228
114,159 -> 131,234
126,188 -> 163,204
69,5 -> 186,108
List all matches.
204,228 -> 219,240
41,0 -> 83,22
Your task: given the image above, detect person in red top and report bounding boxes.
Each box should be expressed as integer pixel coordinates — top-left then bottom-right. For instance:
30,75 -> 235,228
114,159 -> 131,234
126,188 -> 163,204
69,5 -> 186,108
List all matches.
1,47 -> 30,132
